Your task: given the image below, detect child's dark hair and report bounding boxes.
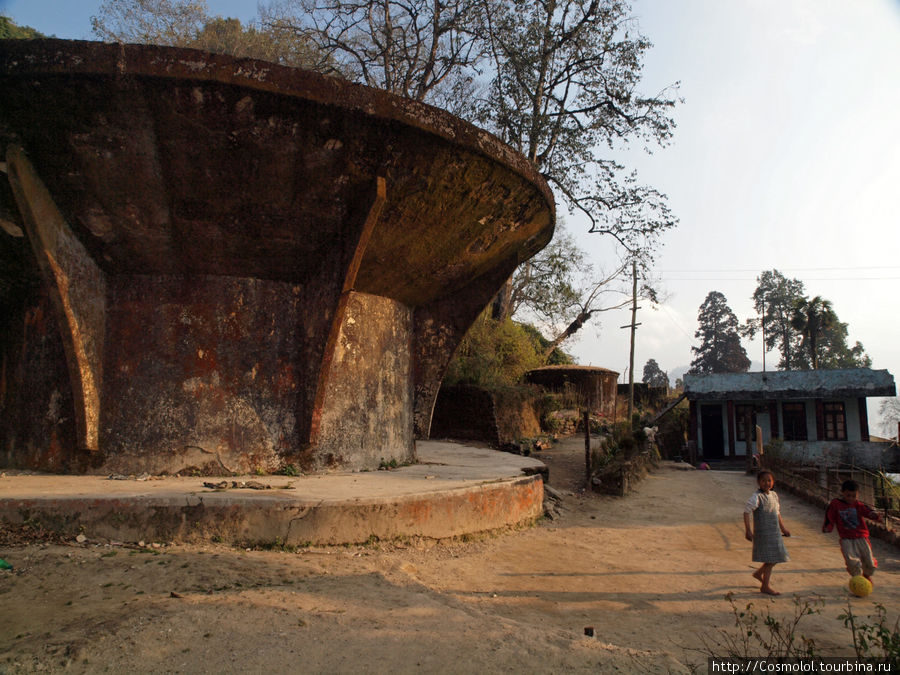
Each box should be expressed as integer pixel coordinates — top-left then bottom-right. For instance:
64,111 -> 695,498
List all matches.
756,470 -> 774,482
841,480 -> 859,492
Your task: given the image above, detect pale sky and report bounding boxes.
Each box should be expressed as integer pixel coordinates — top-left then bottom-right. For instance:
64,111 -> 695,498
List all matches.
3,0 -> 899,431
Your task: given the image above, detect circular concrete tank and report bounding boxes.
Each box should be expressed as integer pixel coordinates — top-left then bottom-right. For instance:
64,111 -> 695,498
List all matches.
0,39 -> 555,475
525,365 -> 619,419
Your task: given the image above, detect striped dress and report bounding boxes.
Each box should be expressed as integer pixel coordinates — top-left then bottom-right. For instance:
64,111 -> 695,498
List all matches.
745,489 -> 790,564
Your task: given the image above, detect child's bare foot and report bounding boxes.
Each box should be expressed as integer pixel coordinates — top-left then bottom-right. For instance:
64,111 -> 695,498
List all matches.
752,569 -> 764,582
760,586 -> 780,596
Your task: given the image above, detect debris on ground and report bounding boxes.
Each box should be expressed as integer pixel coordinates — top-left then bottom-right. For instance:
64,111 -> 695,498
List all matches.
202,480 -> 295,490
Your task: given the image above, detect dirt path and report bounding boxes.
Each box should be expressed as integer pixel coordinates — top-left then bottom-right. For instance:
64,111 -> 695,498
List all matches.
2,437 -> 898,673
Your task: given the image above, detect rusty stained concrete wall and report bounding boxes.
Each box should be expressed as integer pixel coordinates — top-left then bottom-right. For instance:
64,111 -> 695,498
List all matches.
313,291 -> 414,471
0,285 -> 78,471
0,40 -> 555,475
525,366 -> 620,420
100,275 -> 308,476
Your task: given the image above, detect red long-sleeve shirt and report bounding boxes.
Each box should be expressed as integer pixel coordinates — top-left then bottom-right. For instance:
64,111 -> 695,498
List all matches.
823,498 -> 880,539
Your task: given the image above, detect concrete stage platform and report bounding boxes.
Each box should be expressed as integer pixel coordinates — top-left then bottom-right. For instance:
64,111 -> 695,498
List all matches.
0,442 -> 546,546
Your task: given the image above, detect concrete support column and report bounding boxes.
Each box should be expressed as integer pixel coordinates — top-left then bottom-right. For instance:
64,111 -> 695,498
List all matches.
726,400 -> 736,457
858,397 -> 870,442
313,291 -> 414,470
815,399 -> 825,441
689,400 -> 698,450
412,262 -> 516,440
6,147 -> 107,452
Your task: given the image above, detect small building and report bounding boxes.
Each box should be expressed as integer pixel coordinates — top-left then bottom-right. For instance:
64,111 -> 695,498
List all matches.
683,368 -> 897,468
525,365 -> 619,419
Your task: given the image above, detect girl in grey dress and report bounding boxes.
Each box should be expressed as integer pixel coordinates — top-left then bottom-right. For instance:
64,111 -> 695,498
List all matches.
743,470 -> 791,595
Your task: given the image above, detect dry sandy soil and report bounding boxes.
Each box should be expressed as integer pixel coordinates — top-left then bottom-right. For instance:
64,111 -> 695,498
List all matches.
2,437 -> 898,674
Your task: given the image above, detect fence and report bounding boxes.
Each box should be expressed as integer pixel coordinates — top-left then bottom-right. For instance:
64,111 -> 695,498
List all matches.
764,454 -> 900,533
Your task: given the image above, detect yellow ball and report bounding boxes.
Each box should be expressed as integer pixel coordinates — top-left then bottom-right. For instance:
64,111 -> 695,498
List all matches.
849,575 -> 873,597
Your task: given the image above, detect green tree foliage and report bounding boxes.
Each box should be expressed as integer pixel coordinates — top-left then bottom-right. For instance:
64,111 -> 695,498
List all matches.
642,358 -> 668,388
742,269 -> 806,370
743,272 -> 871,372
790,295 -> 835,370
191,17 -> 322,66
0,15 -> 45,39
689,291 -> 750,374
443,311 -> 563,387
789,295 -> 871,371
796,315 -> 871,370
518,323 -> 575,366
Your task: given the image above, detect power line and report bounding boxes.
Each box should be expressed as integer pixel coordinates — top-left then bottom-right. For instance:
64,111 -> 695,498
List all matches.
660,276 -> 900,282
659,265 -> 900,273
659,303 -> 694,341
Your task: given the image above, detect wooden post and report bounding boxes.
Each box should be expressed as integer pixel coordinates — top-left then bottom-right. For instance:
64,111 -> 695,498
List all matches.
584,410 -> 592,491
756,425 -> 764,469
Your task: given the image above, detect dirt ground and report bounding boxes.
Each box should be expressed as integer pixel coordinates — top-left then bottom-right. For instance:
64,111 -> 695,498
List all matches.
2,437 -> 898,674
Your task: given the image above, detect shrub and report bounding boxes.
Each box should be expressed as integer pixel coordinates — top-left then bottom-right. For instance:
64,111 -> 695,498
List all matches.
839,602 -> 900,667
444,312 -> 545,388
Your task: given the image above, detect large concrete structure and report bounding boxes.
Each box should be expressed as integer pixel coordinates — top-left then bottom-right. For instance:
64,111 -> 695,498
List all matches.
0,40 -> 555,476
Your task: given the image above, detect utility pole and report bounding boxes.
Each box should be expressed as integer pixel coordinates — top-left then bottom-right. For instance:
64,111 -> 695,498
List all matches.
620,260 -> 641,424
761,298 -> 766,372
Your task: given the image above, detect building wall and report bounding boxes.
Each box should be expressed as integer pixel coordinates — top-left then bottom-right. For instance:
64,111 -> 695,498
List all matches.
844,398 -> 862,440
777,441 -> 896,470
696,396 -> 866,459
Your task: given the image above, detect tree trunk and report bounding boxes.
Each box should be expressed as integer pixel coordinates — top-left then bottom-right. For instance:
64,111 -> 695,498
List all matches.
542,310 -> 592,360
490,276 -> 515,321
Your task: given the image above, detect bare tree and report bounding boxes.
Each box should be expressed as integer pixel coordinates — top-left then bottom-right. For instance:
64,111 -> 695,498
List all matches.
479,0 -> 680,258
499,225 -> 633,356
91,0 -> 209,45
260,0 -> 487,114
879,397 -> 900,440
92,0 -> 321,68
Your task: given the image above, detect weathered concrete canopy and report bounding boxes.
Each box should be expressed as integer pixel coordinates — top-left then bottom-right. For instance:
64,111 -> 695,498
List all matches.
525,365 -> 619,418
683,369 -> 896,401
0,39 -> 555,475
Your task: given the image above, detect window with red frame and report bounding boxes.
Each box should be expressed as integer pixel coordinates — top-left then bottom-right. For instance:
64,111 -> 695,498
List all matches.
823,402 -> 847,441
735,404 -> 755,442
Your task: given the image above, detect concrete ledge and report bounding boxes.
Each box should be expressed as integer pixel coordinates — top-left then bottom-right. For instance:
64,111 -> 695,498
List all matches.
0,441 -> 545,545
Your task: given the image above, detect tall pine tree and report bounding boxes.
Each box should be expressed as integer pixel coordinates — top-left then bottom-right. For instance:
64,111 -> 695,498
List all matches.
689,291 -> 750,374
742,269 -> 806,370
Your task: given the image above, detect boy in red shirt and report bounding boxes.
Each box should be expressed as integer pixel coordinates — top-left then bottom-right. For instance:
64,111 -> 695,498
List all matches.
822,480 -> 882,583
